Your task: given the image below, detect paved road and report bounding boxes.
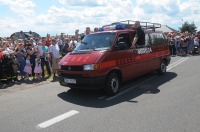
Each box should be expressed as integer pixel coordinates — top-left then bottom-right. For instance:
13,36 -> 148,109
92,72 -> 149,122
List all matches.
0,56 -> 200,132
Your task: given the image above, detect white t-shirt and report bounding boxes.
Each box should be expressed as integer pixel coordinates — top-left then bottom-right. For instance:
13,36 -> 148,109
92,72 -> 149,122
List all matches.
69,40 -> 78,47
26,59 -> 31,64
4,47 -> 11,54
38,45 -> 44,56
49,44 -> 60,58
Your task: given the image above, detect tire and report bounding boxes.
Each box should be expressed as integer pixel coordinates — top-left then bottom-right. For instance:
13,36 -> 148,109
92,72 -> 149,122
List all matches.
157,60 -> 167,75
104,73 -> 120,96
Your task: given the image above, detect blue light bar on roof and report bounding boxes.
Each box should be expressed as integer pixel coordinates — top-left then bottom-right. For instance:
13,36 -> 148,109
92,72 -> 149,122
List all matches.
99,24 -> 126,32
115,24 -> 126,29
99,27 -> 104,31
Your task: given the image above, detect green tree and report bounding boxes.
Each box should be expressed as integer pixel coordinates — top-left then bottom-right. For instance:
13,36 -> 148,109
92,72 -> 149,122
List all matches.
179,21 -> 197,33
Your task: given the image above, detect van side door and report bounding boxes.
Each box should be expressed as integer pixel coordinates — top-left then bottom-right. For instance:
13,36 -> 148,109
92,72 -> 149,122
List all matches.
110,32 -> 137,81
134,33 -> 155,74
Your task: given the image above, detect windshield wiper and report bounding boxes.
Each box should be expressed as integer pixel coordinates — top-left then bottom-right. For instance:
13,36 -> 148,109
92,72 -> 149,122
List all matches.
81,41 -> 88,45
71,50 -> 92,54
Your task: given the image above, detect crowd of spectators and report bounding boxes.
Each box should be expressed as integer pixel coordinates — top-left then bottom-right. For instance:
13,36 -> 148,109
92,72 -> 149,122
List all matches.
0,27 -> 92,88
167,31 -> 200,56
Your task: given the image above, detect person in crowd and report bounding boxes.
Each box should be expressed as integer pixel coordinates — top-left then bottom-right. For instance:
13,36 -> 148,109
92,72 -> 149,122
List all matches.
34,53 -> 42,80
7,38 -> 14,47
23,38 -> 29,48
49,38 -> 60,77
5,50 -> 19,83
26,43 -> 37,79
130,21 -> 145,48
186,33 -> 194,55
180,34 -> 188,56
29,37 -> 37,46
2,41 -> 11,54
81,27 -> 91,40
86,27 -> 91,35
18,39 -> 23,44
24,55 -> 32,81
69,35 -> 77,51
168,32 -> 176,56
10,35 -> 16,46
2,51 -> 12,83
15,43 -> 26,80
58,33 -> 64,52
0,49 -> 6,88
46,34 -> 52,47
41,38 -> 51,78
35,38 -> 40,45
61,38 -> 71,57
77,36 -> 82,43
10,51 -> 20,83
175,33 -> 181,56
194,35 -> 200,54
94,27 -> 99,32
37,41 -> 43,56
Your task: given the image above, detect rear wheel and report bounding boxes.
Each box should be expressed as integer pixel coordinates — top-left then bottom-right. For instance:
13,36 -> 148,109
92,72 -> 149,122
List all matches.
157,60 -> 167,75
104,73 -> 120,96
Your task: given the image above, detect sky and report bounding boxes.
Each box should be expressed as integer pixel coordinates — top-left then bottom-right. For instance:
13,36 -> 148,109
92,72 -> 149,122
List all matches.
0,0 -> 200,37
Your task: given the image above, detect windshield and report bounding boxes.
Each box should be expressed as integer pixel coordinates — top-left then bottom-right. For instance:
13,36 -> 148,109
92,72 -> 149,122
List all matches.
73,32 -> 116,52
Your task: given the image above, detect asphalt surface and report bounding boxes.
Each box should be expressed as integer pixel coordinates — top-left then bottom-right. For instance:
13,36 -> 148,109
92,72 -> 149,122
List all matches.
0,55 -> 200,132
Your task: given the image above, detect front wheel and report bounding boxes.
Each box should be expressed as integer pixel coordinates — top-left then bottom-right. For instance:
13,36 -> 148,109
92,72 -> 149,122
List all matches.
104,73 -> 120,96
157,60 -> 167,75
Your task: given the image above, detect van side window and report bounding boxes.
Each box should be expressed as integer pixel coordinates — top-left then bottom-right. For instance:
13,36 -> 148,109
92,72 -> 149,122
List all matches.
116,33 -> 131,50
145,33 -> 150,46
150,33 -> 165,46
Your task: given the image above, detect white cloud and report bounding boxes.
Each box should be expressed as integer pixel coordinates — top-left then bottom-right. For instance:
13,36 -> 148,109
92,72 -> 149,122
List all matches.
58,0 -> 103,6
33,0 -> 134,35
0,17 -> 32,37
0,0 -> 200,37
0,0 -> 35,17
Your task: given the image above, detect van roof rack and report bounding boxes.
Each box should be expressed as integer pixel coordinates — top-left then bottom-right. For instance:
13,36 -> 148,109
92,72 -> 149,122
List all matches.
104,20 -> 161,31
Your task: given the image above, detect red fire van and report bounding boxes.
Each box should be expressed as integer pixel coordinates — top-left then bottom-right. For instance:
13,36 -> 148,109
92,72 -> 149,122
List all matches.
58,20 -> 171,96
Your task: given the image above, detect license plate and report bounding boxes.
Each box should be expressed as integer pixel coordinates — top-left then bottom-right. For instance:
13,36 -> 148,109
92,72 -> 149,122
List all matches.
64,78 -> 76,84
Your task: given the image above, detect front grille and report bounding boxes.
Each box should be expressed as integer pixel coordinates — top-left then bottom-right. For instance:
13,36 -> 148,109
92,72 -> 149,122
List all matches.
60,73 -> 83,78
61,66 -> 83,71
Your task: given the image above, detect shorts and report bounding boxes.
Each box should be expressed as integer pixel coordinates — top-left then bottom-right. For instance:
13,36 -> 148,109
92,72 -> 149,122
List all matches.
52,57 -> 60,70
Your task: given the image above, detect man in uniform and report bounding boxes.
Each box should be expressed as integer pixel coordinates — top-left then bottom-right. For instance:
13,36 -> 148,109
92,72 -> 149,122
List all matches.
130,21 -> 145,49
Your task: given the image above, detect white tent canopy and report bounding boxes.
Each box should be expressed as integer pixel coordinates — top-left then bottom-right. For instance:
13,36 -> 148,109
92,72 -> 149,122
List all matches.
156,25 -> 178,33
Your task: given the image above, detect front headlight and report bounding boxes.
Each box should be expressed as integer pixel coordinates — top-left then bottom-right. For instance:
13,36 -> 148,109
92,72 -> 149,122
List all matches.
83,64 -> 100,71
83,64 -> 94,70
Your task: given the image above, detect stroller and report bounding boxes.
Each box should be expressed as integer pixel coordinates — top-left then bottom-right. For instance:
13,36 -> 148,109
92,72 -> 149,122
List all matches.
193,37 -> 199,55
192,45 -> 199,55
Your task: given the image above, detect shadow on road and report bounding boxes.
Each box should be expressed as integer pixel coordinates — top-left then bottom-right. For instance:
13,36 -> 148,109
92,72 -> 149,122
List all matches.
57,72 -> 177,108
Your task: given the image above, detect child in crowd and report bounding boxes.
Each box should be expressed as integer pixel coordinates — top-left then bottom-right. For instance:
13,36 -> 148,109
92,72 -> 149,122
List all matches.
24,55 -> 32,81
37,41 -> 44,56
34,53 -> 42,80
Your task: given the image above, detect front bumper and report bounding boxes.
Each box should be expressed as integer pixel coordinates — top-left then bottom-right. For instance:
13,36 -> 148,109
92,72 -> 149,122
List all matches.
58,75 -> 106,89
